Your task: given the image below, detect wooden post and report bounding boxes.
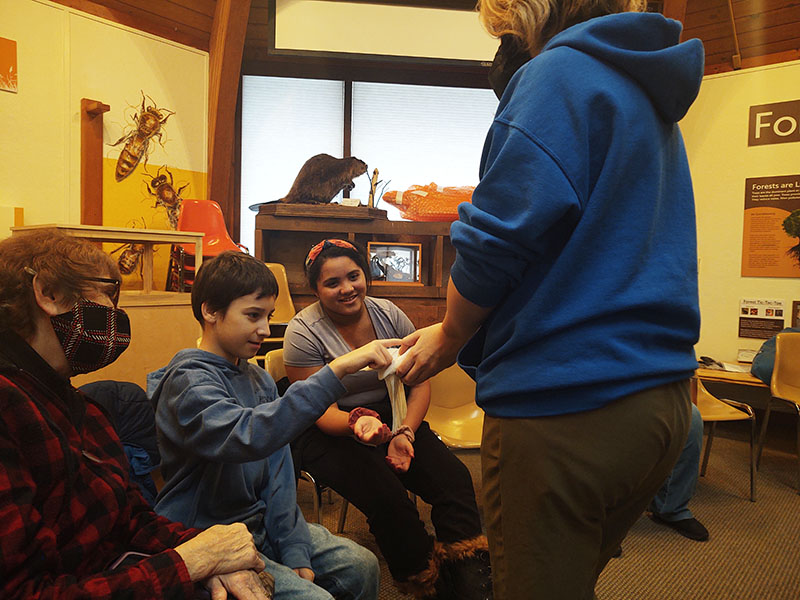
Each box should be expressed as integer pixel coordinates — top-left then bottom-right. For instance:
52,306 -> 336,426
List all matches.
81,98 -> 110,225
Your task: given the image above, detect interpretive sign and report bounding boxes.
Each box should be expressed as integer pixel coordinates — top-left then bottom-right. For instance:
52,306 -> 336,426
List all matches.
741,175 -> 800,277
739,298 -> 787,339
748,100 -> 800,146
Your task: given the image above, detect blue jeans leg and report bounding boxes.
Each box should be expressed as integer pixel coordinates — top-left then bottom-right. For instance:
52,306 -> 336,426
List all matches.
262,524 -> 379,600
649,403 -> 703,521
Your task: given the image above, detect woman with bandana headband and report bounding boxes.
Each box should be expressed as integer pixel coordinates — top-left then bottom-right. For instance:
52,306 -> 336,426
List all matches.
0,230 -> 273,600
397,0 -> 704,598
284,239 -> 492,600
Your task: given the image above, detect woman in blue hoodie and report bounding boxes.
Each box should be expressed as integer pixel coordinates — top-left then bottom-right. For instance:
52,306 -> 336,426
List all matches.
397,0 -> 705,598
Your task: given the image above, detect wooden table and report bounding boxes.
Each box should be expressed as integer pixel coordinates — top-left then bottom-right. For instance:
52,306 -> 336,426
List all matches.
11,224 -> 204,295
695,367 -> 767,388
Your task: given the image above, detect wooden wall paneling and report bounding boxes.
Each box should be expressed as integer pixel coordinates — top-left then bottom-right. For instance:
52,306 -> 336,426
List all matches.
50,0 -> 211,51
662,0 -> 689,26
80,98 -> 110,226
208,0 -> 252,238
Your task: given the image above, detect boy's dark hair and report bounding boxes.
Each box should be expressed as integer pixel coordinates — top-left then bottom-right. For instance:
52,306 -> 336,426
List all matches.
304,240 -> 372,291
191,251 -> 278,324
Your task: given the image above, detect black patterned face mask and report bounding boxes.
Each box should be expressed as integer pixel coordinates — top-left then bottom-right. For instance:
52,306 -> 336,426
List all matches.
50,299 -> 131,375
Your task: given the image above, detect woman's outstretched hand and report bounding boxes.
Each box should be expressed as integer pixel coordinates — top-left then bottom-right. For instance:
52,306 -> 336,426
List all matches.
353,415 -> 392,445
385,434 -> 414,473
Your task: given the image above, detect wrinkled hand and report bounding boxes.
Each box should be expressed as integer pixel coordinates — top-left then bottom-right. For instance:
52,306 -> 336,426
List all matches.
385,434 -> 414,473
397,324 -> 460,386
354,415 -> 392,445
205,570 -> 271,600
175,523 -> 264,582
293,567 -> 315,582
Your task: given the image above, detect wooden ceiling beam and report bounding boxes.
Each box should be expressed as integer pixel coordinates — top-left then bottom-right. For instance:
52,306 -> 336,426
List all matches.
207,0 -> 252,235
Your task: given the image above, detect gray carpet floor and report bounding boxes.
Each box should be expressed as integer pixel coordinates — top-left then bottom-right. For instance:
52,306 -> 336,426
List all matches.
296,417 -> 800,599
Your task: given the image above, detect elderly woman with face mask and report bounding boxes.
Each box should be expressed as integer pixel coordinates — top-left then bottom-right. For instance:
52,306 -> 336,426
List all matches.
0,230 -> 271,600
397,0 -> 705,599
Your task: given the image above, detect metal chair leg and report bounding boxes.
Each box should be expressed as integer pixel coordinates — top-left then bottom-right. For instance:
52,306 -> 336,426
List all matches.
337,499 -> 349,533
756,398 -> 773,469
700,422 -> 716,476
794,405 -> 800,495
749,414 -> 757,502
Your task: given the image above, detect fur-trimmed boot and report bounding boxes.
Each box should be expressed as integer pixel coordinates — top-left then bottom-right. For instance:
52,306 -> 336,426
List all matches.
440,535 -> 493,600
396,541 -> 453,600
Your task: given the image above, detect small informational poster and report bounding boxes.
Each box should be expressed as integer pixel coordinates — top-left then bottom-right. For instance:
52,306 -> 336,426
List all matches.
741,175 -> 800,277
0,37 -> 17,94
739,298 -> 786,339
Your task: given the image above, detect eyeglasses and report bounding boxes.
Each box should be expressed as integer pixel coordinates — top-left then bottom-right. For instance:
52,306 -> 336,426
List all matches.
305,239 -> 358,270
84,276 -> 122,308
24,267 -> 121,308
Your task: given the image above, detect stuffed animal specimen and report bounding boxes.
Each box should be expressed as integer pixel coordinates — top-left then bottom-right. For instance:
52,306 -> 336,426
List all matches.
280,154 -> 368,204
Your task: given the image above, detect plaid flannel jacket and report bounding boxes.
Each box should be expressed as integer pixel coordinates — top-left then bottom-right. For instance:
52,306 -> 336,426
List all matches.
0,331 -> 200,599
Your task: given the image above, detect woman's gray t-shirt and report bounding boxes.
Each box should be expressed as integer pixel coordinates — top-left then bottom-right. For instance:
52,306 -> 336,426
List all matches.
283,297 -> 415,410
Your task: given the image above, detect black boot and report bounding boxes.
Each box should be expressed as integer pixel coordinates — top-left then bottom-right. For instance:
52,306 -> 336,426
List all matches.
442,549 -> 493,600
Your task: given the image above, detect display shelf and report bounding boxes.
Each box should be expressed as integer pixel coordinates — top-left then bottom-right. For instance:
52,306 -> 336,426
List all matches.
11,223 -> 204,295
254,206 -> 455,327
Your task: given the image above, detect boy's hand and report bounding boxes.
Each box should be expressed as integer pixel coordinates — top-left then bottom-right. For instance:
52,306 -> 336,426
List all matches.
329,339 -> 402,379
354,415 -> 392,445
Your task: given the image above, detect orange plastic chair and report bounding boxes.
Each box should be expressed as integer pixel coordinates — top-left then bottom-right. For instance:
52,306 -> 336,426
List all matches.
177,199 -> 246,256
167,199 -> 246,291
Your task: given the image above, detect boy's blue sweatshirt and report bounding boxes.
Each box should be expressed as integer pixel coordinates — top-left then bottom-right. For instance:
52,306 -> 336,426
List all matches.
451,13 -> 704,417
148,349 -> 345,569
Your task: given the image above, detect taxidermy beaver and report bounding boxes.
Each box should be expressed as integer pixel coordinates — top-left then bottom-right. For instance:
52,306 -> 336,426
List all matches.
281,154 -> 368,204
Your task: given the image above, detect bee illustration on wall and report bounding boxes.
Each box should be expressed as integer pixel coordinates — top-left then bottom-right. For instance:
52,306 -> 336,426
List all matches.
112,242 -> 146,276
145,166 -> 188,229
110,91 -> 175,182
110,218 -> 148,277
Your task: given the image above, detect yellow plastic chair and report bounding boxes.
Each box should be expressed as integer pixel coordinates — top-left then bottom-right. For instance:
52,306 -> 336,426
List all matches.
756,331 -> 800,493
252,264 -> 296,366
695,378 -> 757,501
425,364 -> 483,448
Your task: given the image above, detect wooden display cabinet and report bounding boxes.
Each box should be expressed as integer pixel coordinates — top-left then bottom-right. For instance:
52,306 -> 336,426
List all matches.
254,204 -> 456,327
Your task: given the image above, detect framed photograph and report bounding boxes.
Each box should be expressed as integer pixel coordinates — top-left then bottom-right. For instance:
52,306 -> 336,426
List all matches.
368,242 -> 422,285
793,301 -> 800,328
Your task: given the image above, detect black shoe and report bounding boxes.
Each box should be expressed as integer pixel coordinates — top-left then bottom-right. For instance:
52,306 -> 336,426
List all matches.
649,513 -> 709,541
443,550 -> 493,600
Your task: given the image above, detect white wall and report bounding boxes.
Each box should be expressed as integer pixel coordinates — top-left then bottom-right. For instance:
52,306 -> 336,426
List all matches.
275,0 -> 497,61
681,60 -> 800,362
0,0 -> 208,237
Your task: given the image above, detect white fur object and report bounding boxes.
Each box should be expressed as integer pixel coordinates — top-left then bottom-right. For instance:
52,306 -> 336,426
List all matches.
379,347 -> 407,432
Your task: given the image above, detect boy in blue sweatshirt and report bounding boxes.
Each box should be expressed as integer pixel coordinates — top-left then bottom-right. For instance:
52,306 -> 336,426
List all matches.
150,251 -> 398,600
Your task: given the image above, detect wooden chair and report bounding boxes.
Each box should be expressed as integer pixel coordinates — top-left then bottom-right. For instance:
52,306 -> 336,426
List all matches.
756,331 -> 800,493
425,364 -> 483,448
696,378 -> 757,501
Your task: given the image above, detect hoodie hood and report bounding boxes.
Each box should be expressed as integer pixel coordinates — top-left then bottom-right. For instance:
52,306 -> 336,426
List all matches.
148,348 -> 242,409
544,12 -> 704,122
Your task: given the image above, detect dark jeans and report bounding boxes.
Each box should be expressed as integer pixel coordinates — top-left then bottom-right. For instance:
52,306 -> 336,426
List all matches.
292,408 -> 482,581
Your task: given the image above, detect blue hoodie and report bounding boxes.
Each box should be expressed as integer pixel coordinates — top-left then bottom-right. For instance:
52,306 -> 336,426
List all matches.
451,13 -> 704,418
148,349 -> 345,569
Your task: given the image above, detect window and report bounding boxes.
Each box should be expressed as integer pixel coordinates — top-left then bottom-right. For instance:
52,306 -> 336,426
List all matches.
240,76 -> 498,248
240,76 -> 344,253
351,82 -> 498,219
